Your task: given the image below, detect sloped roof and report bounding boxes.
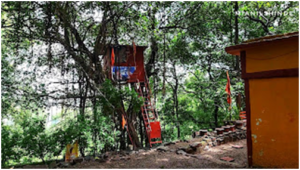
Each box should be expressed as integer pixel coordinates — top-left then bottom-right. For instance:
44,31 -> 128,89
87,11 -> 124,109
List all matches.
225,32 -> 299,55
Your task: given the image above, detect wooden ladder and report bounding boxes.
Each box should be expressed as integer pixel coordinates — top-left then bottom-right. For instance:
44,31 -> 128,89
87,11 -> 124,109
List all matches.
133,77 -> 162,147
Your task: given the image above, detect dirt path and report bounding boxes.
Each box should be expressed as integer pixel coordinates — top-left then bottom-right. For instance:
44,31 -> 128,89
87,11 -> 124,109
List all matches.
72,139 -> 247,169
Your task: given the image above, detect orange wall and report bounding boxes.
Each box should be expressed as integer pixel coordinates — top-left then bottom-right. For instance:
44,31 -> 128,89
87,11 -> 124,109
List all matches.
246,38 -> 299,73
246,38 -> 299,168
249,78 -> 298,168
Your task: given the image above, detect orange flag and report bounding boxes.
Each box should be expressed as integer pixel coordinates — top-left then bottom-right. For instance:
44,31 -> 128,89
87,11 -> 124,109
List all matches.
225,71 -> 232,109
132,41 -> 136,58
122,115 -> 126,129
111,47 -> 115,67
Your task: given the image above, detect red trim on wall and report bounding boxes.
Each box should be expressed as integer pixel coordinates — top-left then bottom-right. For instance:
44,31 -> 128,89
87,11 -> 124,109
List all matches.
242,68 -> 299,79
241,51 -> 253,167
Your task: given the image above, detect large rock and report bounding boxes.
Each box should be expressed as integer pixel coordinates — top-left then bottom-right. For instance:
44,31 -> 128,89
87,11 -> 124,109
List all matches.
189,142 -> 202,149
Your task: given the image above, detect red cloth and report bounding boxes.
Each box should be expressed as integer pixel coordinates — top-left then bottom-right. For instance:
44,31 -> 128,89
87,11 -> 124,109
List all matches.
111,48 -> 115,66
150,121 -> 161,139
225,71 -> 231,105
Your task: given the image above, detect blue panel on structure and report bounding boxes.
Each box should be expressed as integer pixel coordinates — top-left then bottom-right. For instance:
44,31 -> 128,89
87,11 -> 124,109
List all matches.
112,66 -> 136,81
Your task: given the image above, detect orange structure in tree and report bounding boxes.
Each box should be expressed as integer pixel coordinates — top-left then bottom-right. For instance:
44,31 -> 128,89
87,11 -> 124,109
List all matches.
103,44 -> 162,147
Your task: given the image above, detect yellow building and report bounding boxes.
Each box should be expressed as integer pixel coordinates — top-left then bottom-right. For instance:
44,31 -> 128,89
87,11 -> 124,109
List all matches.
225,32 -> 299,168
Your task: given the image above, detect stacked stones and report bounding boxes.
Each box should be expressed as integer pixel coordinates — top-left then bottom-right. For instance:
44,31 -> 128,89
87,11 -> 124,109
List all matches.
192,120 -> 247,146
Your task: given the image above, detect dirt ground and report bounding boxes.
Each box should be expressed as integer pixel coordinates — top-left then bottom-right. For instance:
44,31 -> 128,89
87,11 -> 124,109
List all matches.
17,139 -> 247,169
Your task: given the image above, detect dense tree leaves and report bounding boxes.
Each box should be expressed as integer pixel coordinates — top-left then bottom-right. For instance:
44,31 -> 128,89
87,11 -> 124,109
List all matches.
1,1 -> 298,166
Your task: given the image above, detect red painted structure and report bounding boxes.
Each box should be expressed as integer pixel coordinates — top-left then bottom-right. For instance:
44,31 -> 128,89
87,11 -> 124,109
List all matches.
103,44 -> 162,147
103,45 -> 147,82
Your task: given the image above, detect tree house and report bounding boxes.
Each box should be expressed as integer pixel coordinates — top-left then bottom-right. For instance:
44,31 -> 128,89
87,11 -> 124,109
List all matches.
103,44 -> 162,147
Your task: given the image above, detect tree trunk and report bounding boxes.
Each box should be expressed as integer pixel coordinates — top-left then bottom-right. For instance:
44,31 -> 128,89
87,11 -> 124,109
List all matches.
139,113 -> 144,148
172,61 -> 180,139
214,99 -> 219,127
175,89 -> 180,138
146,3 -> 158,78
117,103 -> 141,149
126,118 -> 141,149
234,1 -> 242,111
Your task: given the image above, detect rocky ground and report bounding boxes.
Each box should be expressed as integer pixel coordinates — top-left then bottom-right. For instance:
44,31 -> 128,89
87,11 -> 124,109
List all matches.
14,122 -> 248,169
17,139 -> 247,169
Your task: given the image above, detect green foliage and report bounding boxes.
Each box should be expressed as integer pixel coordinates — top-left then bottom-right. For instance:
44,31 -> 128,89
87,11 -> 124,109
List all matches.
1,1 -> 298,167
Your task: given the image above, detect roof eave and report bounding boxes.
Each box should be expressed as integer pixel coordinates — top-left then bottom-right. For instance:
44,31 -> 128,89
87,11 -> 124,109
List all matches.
225,34 -> 299,56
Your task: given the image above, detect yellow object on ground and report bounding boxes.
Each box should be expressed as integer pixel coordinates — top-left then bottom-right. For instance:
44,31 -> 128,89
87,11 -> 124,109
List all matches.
65,140 -> 79,162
